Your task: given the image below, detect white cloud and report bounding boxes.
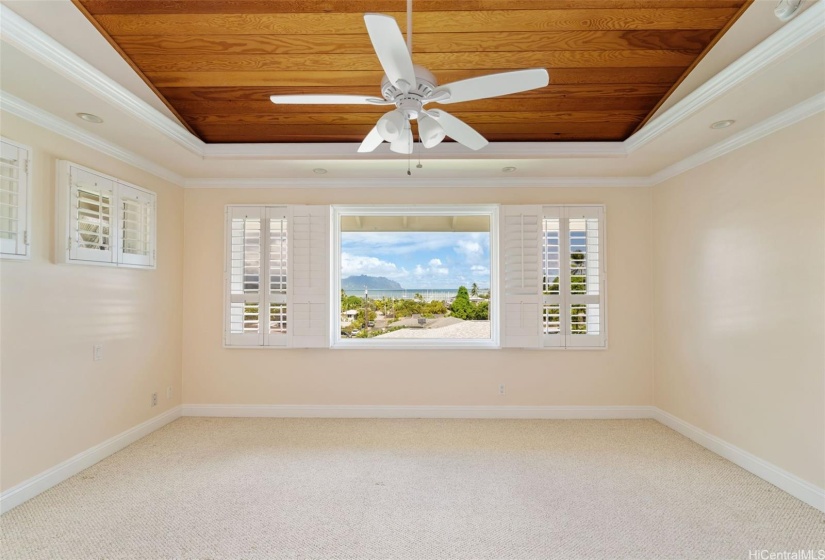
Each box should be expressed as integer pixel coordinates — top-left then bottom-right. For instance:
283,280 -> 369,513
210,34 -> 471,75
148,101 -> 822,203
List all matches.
342,232 -> 463,255
414,260 -> 449,277
471,265 -> 489,275
341,253 -> 408,279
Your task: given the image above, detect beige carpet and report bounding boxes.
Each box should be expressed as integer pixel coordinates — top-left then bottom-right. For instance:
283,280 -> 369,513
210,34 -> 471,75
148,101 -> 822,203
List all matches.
2,418 -> 823,559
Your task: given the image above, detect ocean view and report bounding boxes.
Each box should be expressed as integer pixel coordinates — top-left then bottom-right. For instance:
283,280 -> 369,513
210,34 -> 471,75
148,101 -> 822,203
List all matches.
341,288 -> 490,302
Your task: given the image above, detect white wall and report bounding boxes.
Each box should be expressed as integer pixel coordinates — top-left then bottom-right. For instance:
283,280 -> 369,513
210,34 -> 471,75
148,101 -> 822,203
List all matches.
0,113 -> 184,491
652,114 -> 825,488
182,186 -> 654,408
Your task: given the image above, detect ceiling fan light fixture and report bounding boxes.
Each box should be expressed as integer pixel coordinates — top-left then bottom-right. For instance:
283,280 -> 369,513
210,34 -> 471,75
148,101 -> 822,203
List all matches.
418,114 -> 446,148
390,128 -> 414,154
377,109 -> 407,142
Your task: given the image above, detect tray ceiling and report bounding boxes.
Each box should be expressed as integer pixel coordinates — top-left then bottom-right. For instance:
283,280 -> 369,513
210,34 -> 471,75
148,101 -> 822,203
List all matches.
73,0 -> 750,144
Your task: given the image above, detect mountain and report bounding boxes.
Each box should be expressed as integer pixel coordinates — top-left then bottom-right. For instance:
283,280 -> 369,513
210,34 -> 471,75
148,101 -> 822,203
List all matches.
342,275 -> 403,291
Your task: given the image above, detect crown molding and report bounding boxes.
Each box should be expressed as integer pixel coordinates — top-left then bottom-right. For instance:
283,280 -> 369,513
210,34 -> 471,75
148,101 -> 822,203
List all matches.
650,92 -> 825,186
625,0 -> 825,153
0,3 -> 204,156
183,175 -> 652,189
0,91 -> 185,186
201,141 -> 628,160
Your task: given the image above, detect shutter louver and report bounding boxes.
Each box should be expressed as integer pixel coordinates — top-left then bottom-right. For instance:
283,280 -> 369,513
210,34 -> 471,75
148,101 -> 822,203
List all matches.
566,207 -> 605,347
118,183 -> 155,267
265,208 -> 288,346
69,167 -> 115,264
227,206 -> 264,346
290,205 -> 329,348
0,139 -> 29,257
542,208 -> 564,347
501,205 -> 542,348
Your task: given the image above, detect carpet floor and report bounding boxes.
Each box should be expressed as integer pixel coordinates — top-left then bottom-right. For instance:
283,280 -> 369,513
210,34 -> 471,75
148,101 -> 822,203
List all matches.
1,418 -> 823,559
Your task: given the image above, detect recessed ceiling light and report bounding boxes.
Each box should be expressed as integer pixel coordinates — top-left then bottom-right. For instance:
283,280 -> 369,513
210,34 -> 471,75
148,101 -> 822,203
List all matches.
775,0 -> 802,21
710,120 -> 735,129
313,168 -> 327,174
76,113 -> 103,124
502,166 -> 517,173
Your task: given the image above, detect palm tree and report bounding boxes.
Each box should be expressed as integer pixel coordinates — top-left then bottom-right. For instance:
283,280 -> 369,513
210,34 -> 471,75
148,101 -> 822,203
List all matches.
471,283 -> 479,297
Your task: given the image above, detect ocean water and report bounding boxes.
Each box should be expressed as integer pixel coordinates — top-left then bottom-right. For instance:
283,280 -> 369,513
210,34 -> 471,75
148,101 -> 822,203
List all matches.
341,288 -> 490,302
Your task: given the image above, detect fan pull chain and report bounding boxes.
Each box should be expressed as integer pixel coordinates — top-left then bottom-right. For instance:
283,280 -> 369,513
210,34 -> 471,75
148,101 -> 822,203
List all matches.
417,136 -> 423,169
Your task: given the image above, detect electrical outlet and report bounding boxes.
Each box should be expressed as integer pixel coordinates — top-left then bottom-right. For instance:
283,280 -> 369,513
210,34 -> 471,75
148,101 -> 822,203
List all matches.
166,386 -> 172,400
93,344 -> 103,361
499,383 -> 506,396
151,393 -> 158,407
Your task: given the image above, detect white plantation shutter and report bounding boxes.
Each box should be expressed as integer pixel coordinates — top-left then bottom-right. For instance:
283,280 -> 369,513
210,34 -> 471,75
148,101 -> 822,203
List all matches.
0,138 -> 30,258
68,166 -> 116,264
266,207 -> 289,347
57,161 -> 158,268
501,205 -> 542,348
290,205 -> 329,348
226,206 -> 265,346
539,205 -> 606,348
117,183 -> 155,267
565,206 -> 606,347
541,207 -> 564,347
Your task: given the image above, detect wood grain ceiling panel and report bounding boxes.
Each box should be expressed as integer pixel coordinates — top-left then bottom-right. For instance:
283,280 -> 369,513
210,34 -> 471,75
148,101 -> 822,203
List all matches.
74,0 -> 751,144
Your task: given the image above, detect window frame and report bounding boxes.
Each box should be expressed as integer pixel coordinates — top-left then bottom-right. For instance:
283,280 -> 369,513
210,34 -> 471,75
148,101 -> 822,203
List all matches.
0,137 -> 32,260
56,160 -> 157,269
330,204 -> 500,350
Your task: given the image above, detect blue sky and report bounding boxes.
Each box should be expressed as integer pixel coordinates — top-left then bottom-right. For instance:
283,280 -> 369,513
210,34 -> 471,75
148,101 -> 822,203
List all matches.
341,232 -> 490,289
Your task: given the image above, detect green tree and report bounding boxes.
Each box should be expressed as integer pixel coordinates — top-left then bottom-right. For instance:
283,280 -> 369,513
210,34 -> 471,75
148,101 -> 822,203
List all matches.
450,286 -> 474,320
471,283 -> 479,297
341,295 -> 363,311
543,251 -> 588,333
424,299 -> 447,316
472,300 -> 489,320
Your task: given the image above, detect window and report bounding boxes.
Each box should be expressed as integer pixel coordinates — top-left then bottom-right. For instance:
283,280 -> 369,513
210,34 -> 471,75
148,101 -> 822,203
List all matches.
223,204 -> 602,350
501,205 -> 606,349
0,137 -> 32,259
224,205 -> 328,348
332,205 -> 498,348
56,161 -> 156,268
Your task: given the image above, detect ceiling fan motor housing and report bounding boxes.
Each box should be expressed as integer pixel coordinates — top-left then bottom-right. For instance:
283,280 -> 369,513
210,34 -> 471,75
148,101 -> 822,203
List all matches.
381,65 -> 438,119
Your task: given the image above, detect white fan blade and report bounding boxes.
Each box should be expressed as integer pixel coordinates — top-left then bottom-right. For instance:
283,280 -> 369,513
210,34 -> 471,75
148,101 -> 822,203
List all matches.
434,69 -> 549,104
358,126 -> 384,153
270,94 -> 390,105
427,110 -> 488,151
364,13 -> 416,92
390,128 -> 414,154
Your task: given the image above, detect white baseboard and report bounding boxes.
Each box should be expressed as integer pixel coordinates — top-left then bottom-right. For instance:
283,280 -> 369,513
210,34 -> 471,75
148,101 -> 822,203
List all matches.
0,406 -> 182,514
653,408 -> 825,513
181,404 -> 655,419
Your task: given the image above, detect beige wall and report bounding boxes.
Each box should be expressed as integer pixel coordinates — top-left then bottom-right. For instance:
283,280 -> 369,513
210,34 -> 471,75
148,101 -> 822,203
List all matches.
0,113 -> 184,491
653,114 -> 825,488
182,186 -> 654,407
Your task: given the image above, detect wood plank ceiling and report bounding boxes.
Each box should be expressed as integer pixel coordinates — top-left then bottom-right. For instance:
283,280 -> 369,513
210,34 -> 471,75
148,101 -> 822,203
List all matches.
73,0 -> 751,144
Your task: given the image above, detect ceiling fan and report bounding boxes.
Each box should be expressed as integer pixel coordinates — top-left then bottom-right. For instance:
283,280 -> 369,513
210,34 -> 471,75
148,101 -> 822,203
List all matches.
269,8 -> 549,154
